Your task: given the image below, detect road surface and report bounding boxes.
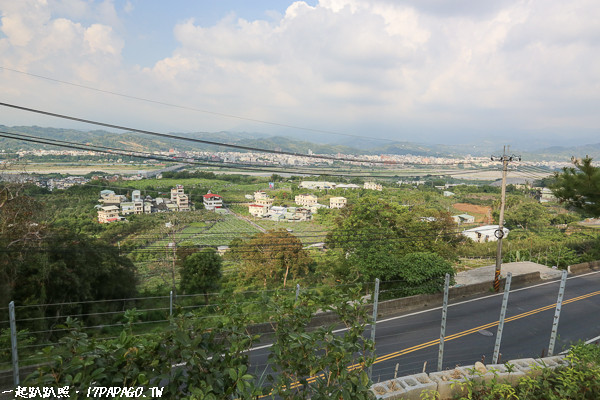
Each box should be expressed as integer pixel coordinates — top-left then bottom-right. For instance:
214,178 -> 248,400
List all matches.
248,271 -> 600,383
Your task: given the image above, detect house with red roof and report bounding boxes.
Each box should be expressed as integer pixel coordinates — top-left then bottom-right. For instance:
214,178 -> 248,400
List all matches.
203,192 -> 223,211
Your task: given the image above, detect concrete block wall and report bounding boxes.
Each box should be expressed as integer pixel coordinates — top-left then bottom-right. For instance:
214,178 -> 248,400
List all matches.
370,355 -> 568,400
568,260 -> 600,275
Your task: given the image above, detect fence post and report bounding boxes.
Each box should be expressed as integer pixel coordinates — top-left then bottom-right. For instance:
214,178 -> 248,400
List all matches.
295,284 -> 300,302
169,291 -> 173,317
9,301 -> 19,386
368,278 -> 380,381
437,273 -> 450,371
492,272 -> 512,364
548,270 -> 568,356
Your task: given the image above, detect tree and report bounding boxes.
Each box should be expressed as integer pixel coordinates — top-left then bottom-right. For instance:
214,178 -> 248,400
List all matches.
552,157 -> 600,217
504,202 -> 550,231
267,289 -> 374,399
326,196 -> 461,283
179,247 -> 222,301
13,230 -> 137,306
237,230 -> 311,288
0,183 -> 46,304
382,252 -> 455,298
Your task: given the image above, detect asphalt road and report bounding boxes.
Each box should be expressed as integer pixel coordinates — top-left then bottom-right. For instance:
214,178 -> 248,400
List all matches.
248,271 -> 600,384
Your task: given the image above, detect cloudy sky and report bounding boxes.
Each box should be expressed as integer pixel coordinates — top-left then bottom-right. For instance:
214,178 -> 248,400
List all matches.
1,0 -> 599,147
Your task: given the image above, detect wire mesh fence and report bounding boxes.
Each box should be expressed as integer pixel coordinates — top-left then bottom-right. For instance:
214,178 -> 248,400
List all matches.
2,270 -> 596,392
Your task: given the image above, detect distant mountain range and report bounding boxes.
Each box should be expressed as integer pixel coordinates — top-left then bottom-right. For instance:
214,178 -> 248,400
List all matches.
1,125 -> 598,162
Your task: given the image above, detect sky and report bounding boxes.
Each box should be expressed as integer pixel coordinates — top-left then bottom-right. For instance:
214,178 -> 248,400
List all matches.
0,0 -> 599,148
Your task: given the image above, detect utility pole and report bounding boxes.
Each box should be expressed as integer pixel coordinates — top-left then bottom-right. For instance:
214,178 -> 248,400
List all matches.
491,146 -> 520,292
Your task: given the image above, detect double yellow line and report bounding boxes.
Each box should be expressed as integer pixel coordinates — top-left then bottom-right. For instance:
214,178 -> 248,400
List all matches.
262,289 -> 600,395
373,290 -> 600,365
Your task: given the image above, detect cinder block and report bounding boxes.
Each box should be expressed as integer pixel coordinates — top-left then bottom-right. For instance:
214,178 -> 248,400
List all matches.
535,355 -> 569,370
509,358 -> 545,378
370,379 -> 406,400
396,373 -> 437,400
457,363 -> 525,386
428,369 -> 466,399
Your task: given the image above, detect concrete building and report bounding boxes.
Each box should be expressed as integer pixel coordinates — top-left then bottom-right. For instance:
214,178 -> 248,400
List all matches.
364,182 -> 383,191
256,197 -> 274,208
98,205 -> 121,223
100,190 -> 126,205
176,194 -> 190,211
203,193 -> 223,211
249,204 -> 268,217
452,214 -> 476,224
171,185 -> 185,202
330,197 -> 347,209
462,225 -> 509,243
295,194 -> 318,207
299,181 -> 336,190
336,184 -> 361,190
254,191 -> 268,200
132,190 -> 142,202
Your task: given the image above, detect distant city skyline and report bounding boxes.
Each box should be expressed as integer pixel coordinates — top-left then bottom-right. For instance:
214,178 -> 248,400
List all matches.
1,0 -> 599,148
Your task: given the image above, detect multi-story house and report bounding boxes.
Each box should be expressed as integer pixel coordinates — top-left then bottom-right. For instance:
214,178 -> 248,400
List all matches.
330,197 -> 347,209
171,185 -> 185,202
176,194 -> 190,211
364,182 -> 383,191
248,204 -> 268,217
98,205 -> 121,223
203,193 -> 223,211
295,194 -> 318,207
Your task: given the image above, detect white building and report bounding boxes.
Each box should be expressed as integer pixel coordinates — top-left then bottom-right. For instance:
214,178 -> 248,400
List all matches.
462,225 -> 509,243
336,184 -> 361,190
254,191 -> 268,200
132,190 -> 142,202
248,204 -> 268,217
330,197 -> 347,209
299,181 -> 336,190
203,193 -> 223,211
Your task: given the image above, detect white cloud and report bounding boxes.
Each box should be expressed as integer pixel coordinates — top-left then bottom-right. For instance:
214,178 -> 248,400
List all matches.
1,0 -> 599,145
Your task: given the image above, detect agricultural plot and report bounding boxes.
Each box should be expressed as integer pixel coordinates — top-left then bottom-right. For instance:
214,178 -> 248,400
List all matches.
254,219 -> 329,245
180,213 -> 261,246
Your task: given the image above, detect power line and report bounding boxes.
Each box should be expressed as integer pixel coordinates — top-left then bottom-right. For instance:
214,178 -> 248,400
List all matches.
0,102 -> 404,165
0,66 -> 397,143
0,130 -> 502,179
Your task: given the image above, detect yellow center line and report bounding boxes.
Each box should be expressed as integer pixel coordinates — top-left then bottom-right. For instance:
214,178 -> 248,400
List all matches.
260,289 -> 600,396
373,290 -> 600,365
